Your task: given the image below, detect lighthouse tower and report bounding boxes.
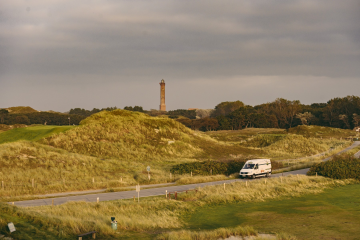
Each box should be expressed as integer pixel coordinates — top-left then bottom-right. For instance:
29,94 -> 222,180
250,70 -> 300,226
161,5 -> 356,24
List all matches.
159,79 -> 166,111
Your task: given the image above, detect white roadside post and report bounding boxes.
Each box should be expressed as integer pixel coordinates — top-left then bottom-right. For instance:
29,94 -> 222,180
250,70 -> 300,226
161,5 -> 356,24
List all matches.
147,166 -> 151,181
136,184 -> 140,203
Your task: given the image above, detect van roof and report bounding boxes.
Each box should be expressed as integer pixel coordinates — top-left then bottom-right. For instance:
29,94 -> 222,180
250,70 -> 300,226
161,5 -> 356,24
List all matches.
245,159 -> 271,163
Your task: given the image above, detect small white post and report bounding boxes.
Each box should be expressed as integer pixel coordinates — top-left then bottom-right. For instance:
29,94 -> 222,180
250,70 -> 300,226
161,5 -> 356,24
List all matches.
246,181 -> 248,187
92,177 -> 94,183
265,179 -> 267,185
166,190 -> 168,198
97,197 -> 99,203
120,177 -> 123,182
170,173 -> 172,179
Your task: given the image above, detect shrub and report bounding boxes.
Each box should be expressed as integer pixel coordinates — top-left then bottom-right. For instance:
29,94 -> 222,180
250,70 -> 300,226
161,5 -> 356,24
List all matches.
171,160 -> 284,176
307,154 -> 360,179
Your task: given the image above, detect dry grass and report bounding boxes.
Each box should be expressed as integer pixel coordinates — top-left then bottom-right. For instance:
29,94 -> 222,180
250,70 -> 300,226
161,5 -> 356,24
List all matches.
176,175 -> 230,185
0,176 -> 356,238
156,226 -> 257,240
0,112 -> 355,199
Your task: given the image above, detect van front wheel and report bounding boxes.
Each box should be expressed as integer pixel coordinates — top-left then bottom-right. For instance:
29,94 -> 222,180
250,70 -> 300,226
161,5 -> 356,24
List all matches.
266,172 -> 270,178
252,174 -> 256,179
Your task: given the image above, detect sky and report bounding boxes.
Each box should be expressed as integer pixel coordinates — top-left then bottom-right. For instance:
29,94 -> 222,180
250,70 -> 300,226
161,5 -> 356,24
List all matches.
1,0 -> 360,112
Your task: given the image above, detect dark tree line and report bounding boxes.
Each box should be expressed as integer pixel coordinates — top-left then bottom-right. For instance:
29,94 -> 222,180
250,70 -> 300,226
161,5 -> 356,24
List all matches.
69,107 -> 118,117
1,112 -> 86,125
175,96 -> 360,131
3,95 -> 359,130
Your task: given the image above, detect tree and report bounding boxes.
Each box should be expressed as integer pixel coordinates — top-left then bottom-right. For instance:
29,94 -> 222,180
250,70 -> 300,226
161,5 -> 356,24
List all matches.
211,101 -> 245,117
296,112 -> 315,125
196,109 -> 214,119
353,113 -> 360,127
339,114 -> 350,129
14,115 -> 30,124
0,109 -> 9,123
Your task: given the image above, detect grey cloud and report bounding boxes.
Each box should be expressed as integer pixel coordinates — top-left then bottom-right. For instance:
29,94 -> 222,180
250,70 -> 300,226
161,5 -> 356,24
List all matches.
1,0 -> 359,111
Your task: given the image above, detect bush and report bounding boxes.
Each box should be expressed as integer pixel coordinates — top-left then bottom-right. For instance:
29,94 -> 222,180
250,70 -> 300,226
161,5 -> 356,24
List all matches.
171,160 -> 284,176
307,154 -> 360,179
170,161 -> 237,175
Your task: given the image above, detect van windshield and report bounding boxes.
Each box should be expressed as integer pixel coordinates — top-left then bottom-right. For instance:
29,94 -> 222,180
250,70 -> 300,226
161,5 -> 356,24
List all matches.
243,163 -> 255,169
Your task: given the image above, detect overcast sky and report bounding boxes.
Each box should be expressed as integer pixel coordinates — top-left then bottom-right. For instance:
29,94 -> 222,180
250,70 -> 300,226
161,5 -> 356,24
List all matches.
1,0 -> 360,112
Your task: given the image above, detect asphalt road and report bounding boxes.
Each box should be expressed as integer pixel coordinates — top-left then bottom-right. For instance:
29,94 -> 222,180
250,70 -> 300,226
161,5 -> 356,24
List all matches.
10,141 -> 360,207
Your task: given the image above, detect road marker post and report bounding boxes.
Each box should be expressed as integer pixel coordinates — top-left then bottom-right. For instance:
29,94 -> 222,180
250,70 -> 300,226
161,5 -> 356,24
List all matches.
97,197 -> 99,203
136,184 -> 140,203
166,190 -> 167,199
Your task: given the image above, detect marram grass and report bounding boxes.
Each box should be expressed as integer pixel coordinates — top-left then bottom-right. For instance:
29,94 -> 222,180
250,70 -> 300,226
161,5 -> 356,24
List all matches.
0,175 -> 356,238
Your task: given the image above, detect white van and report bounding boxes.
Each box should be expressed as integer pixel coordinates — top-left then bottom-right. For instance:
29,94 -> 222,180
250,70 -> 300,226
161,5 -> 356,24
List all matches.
239,159 -> 271,179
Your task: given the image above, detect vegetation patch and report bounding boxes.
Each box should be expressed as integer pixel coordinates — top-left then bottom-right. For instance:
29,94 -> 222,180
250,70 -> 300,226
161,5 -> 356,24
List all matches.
287,125 -> 356,139
155,226 -> 257,240
0,176 -> 356,239
307,154 -> 360,179
185,183 -> 360,240
0,125 -> 74,144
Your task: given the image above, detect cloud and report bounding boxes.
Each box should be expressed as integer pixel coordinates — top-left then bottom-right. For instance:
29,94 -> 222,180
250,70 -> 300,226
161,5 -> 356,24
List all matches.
0,0 -> 359,111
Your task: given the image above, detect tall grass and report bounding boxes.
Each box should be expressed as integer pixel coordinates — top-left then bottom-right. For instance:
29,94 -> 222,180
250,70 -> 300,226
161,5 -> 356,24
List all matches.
0,141 -> 186,199
41,110 -> 203,160
1,176 -> 355,239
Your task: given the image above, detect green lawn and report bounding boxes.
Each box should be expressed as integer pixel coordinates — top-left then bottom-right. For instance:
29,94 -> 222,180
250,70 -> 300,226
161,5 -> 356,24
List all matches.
185,184 -> 360,239
0,125 -> 74,144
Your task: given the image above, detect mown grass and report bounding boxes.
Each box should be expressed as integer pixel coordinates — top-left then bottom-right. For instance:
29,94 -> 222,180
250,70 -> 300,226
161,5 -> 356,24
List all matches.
0,176 -> 356,239
156,226 -> 257,240
185,183 -> 360,240
0,125 -> 74,144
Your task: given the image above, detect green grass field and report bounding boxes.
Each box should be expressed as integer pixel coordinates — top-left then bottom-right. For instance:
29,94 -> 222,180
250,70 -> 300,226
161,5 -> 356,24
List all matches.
185,184 -> 360,239
0,125 -> 74,144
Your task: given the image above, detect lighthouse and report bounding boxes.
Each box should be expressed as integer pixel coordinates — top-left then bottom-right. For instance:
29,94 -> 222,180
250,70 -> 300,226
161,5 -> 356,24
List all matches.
159,79 -> 166,111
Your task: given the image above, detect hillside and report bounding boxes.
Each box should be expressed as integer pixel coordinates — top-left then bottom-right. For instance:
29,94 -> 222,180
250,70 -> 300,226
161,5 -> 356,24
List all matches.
0,125 -> 74,144
5,106 -> 38,114
41,110 -> 205,160
287,125 -> 356,138
0,111 -> 353,198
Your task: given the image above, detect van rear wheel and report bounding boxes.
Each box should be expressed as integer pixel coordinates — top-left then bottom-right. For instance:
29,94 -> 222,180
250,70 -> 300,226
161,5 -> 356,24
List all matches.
252,174 -> 255,179
266,172 -> 270,178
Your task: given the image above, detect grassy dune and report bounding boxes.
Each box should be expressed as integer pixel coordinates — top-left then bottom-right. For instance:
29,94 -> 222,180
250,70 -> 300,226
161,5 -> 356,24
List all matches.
0,111 -> 355,199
